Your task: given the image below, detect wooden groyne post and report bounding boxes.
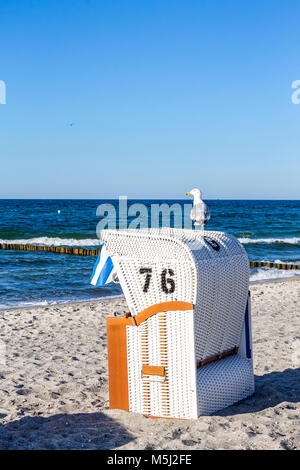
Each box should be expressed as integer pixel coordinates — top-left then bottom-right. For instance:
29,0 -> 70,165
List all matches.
0,243 -> 100,257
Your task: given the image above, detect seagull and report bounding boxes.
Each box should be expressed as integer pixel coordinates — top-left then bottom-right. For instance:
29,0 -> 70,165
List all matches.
186,188 -> 210,231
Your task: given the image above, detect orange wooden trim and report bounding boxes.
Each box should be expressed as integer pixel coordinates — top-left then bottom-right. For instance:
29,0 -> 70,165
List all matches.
197,346 -> 238,368
142,365 -> 165,377
144,415 -> 188,420
106,317 -> 134,411
134,301 -> 193,326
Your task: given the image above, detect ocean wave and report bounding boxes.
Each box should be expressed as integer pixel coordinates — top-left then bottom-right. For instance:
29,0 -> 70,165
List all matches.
1,235 -> 300,247
270,259 -> 300,265
250,267 -> 300,282
0,294 -> 124,311
239,237 -> 300,245
0,237 -> 102,247
0,300 -> 51,310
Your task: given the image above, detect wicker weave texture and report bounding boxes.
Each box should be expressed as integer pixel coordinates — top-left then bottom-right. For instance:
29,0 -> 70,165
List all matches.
102,229 -> 249,362
175,229 -> 250,362
102,228 -> 253,419
127,309 -> 197,419
196,354 -> 254,416
192,249 -> 249,362
102,229 -> 197,317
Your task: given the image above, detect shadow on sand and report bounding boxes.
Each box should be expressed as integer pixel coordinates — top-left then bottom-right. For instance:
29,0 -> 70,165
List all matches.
1,367 -> 299,448
215,367 -> 300,417
0,411 -> 134,450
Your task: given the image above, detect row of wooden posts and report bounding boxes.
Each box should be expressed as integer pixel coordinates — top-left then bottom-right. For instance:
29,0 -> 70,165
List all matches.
0,243 -> 100,257
0,243 -> 300,270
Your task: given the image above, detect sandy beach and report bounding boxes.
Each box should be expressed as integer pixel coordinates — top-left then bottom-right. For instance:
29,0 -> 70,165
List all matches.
0,277 -> 299,450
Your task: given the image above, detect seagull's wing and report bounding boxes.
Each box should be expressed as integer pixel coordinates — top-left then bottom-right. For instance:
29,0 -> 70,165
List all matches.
190,206 -> 197,221
192,202 -> 205,224
191,201 -> 210,225
203,203 -> 210,222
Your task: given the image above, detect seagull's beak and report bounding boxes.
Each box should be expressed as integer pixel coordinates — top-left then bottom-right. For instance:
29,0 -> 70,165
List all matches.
186,192 -> 190,195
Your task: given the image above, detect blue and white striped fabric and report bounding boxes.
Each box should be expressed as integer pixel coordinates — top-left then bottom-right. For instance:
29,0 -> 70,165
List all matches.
90,245 -> 114,286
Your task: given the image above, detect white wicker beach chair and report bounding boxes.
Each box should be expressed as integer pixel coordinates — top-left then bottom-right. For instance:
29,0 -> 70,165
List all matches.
104,228 -> 254,419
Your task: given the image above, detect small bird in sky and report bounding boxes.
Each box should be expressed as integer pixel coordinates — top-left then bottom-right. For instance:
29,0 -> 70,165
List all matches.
67,122 -> 75,126
186,188 -> 210,231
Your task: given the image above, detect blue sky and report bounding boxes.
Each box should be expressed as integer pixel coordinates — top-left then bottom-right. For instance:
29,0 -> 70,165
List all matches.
0,0 -> 299,199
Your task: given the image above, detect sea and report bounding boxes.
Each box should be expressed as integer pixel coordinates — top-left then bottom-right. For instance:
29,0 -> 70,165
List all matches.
0,199 -> 299,310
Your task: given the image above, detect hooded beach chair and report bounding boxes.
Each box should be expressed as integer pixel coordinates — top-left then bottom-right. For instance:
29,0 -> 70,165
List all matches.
103,228 -> 254,419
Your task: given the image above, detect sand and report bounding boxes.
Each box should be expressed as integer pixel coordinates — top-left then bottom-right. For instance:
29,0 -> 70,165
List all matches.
0,278 -> 299,450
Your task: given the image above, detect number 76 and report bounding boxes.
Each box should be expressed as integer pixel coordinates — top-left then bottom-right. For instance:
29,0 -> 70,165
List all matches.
139,267 -> 175,294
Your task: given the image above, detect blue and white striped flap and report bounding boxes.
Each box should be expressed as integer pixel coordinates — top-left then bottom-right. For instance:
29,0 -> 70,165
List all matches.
90,245 -> 114,286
